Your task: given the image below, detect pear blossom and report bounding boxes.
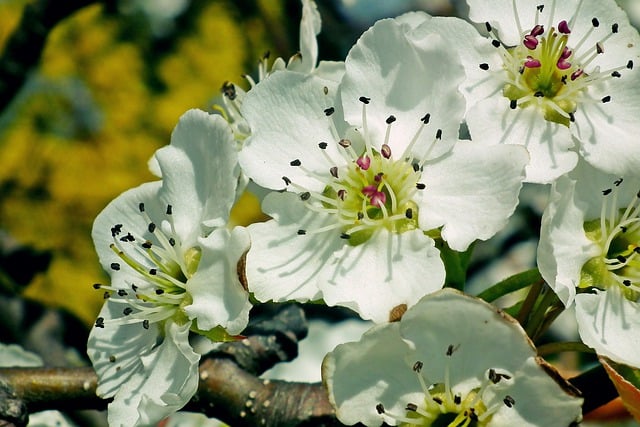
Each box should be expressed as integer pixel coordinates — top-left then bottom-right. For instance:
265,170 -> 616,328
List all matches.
87,109 -> 252,426
218,0 -> 344,141
322,289 -> 583,427
538,159 -> 640,368
238,16 -> 528,323
412,0 -> 640,183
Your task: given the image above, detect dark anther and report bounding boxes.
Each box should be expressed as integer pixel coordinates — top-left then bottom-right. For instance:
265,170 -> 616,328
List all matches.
221,81 -> 237,100
492,39 -> 501,48
446,344 -> 455,356
169,238 -> 176,246
602,188 -> 612,195
413,361 -> 423,372
623,279 -> 632,286
376,403 -> 385,414
282,176 -> 292,186
139,203 -> 145,212
569,112 -> 576,122
357,212 -> 364,220
612,71 -> 621,78
149,269 -> 158,275
111,224 -> 123,237
300,192 -> 311,201
290,159 -> 302,167
318,142 -> 328,149
339,139 -> 351,148
601,95 -> 611,103
416,183 -> 426,190
405,208 -> 413,219
155,289 -> 165,295
297,229 -> 307,235
381,144 -> 392,159
634,247 -> 640,254
617,255 -> 627,263
143,320 -> 150,329
359,96 -> 371,104
110,263 -> 121,271
324,107 -> 335,116
454,395 -> 461,405
612,23 -> 619,33
510,99 -> 518,109
614,178 -> 623,186
627,60 -> 634,69
340,233 -> 350,239
412,163 -> 420,172
485,22 -> 492,32
592,17 -> 600,27
323,86 -> 329,95
120,233 -> 135,242
503,395 -> 516,408
117,289 -> 128,297
93,283 -> 102,289
621,226 -> 628,233
479,63 -> 490,70
386,115 -> 397,124
142,241 -> 152,249
103,291 -> 110,299
536,4 -> 544,12
421,113 -> 431,124
330,166 -> 339,178
561,75 -> 568,84
433,397 -> 443,405
166,205 -> 173,215
109,355 -> 116,363
596,42 -> 604,54
534,91 -> 544,97
406,403 -> 418,412
132,284 -> 138,291
95,317 -> 105,328
123,307 -> 133,316
436,129 -> 442,139
148,223 -> 156,233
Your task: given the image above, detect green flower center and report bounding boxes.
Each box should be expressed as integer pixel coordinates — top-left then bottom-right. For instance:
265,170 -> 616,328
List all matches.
376,346 -> 515,427
285,98 -> 440,246
480,4 -> 629,127
581,179 -> 640,301
94,202 -> 199,331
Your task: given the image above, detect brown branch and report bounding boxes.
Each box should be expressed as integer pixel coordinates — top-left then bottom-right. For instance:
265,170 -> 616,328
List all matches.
0,0 -> 100,111
0,304 -> 345,426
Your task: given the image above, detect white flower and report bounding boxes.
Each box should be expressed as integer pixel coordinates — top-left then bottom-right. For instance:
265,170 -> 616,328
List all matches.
322,289 -> 583,427
538,159 -> 640,368
87,109 -> 252,426
218,0 -> 344,141
238,16 -> 528,323
414,0 -> 640,183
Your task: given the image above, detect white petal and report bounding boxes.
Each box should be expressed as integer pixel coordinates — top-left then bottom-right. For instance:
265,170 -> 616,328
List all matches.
155,109 -> 239,235
466,0 -> 523,46
0,343 -> 42,367
91,182 -> 164,288
287,0 -> 321,74
538,174 -> 601,306
400,289 -> 537,390
245,191 -> 343,302
576,288 -> 640,368
340,17 -> 465,159
486,358 -> 583,426
320,229 -> 445,323
466,96 -> 578,183
184,226 -> 252,335
417,141 -> 527,251
322,322 -> 419,426
239,71 -> 341,191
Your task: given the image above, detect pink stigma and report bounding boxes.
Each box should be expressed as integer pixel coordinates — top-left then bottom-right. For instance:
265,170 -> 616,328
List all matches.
558,20 -> 571,34
357,155 -> 371,170
362,185 -> 386,207
524,56 -> 541,68
523,35 -> 538,50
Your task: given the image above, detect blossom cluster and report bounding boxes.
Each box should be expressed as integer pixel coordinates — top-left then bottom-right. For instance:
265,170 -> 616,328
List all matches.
86,0 -> 640,426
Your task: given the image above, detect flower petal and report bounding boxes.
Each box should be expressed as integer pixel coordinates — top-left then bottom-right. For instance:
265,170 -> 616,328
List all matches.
322,322 -> 419,426
184,226 -> 252,335
340,17 -> 465,159
154,109 -> 240,235
417,141 -> 528,251
245,191 -> 344,302
576,287 -> 640,368
239,71 -> 341,192
320,229 -> 445,323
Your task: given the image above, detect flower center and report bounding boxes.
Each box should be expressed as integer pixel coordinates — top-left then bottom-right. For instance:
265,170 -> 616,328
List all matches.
582,178 -> 640,302
481,3 -> 630,126
375,345 -> 515,427
284,97 -> 437,246
93,202 -> 200,330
